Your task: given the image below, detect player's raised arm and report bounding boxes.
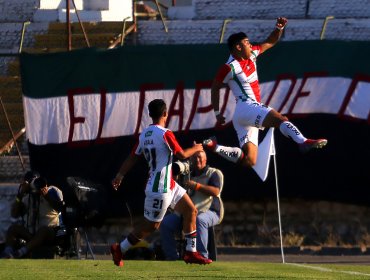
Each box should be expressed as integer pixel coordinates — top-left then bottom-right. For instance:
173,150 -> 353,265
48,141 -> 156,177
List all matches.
260,17 -> 288,53
175,143 -> 204,160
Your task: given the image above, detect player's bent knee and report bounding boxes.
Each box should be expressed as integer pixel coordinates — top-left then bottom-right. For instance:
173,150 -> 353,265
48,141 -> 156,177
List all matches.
240,157 -> 256,168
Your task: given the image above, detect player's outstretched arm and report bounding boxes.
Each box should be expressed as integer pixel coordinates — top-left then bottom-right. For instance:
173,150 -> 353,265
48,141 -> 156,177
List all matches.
176,143 -> 204,160
260,17 -> 288,53
112,153 -> 140,190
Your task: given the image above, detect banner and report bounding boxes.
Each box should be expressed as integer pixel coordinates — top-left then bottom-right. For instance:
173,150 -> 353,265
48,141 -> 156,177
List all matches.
20,41 -> 370,212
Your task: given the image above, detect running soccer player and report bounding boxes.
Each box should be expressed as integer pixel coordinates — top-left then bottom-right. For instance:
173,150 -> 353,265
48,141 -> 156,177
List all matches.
110,99 -> 212,266
204,17 -> 327,167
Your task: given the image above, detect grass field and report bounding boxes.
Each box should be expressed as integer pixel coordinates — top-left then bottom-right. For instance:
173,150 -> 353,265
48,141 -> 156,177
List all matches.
1,260 -> 370,279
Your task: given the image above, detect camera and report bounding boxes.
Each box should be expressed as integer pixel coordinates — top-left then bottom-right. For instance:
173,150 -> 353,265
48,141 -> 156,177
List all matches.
172,160 -> 191,176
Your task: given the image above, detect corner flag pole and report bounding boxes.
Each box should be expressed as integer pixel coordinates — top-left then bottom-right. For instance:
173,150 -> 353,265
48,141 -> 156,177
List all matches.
271,131 -> 285,263
252,128 -> 285,263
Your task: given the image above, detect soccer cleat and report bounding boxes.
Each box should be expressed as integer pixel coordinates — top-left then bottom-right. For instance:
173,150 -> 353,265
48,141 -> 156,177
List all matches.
183,251 -> 212,265
299,139 -> 328,153
110,243 -> 124,267
202,136 -> 218,152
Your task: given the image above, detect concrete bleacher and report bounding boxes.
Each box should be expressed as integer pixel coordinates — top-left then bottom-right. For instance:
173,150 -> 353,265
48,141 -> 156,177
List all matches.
192,0 -> 370,20
193,0 -> 308,20
138,0 -> 370,44
137,18 -> 370,44
307,0 -> 370,19
0,0 -> 38,22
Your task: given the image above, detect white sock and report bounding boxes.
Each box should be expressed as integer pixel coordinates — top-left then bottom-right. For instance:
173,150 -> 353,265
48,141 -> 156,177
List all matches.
279,121 -> 307,144
184,230 -> 197,252
215,145 -> 244,163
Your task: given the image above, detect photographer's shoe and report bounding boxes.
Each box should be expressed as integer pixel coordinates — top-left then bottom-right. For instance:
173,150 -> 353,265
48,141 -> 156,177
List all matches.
110,243 -> 124,267
203,137 -> 217,152
183,251 -> 212,265
0,246 -> 15,259
0,251 -> 14,259
299,139 -> 328,154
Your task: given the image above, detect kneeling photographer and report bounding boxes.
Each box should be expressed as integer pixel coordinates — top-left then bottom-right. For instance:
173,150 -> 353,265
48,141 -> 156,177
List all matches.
0,171 -> 65,259
160,150 -> 224,260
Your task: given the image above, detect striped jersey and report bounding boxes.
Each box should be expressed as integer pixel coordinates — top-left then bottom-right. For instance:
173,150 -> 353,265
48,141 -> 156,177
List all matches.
134,124 -> 183,193
215,45 -> 262,102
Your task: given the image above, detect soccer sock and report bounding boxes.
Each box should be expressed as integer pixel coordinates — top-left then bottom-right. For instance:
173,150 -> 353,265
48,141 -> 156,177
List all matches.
214,145 -> 244,163
120,233 -> 141,254
279,121 -> 307,144
184,230 -> 197,252
16,246 -> 28,257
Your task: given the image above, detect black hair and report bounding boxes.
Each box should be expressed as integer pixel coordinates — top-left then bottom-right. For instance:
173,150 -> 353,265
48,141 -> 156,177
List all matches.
24,170 -> 40,183
31,177 -> 47,190
227,32 -> 248,51
148,99 -> 167,120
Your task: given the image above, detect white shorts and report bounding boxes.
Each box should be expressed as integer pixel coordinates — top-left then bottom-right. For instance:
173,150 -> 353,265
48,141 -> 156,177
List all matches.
232,100 -> 272,147
144,181 -> 186,222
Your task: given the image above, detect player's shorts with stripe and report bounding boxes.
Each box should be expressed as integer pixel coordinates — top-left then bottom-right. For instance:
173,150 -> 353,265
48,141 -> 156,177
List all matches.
144,181 -> 186,222
232,99 -> 272,147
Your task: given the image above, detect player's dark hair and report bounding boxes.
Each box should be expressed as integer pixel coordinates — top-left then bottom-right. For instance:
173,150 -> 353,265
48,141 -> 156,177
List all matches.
148,99 -> 167,120
227,32 -> 248,51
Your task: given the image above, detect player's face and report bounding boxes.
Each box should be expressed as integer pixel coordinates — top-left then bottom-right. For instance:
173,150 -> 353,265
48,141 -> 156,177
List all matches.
238,38 -> 252,59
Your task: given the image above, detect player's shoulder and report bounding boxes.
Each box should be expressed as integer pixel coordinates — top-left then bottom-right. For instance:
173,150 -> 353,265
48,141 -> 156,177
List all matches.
142,125 -> 165,136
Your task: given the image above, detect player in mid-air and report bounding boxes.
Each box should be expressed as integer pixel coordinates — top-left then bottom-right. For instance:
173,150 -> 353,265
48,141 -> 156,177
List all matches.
110,99 -> 212,266
203,17 -> 327,167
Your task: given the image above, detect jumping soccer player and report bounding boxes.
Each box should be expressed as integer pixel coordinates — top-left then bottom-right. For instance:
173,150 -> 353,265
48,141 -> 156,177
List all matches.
204,17 -> 327,167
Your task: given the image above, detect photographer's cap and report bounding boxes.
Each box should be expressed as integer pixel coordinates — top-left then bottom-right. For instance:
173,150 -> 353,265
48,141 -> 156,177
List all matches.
30,177 -> 47,191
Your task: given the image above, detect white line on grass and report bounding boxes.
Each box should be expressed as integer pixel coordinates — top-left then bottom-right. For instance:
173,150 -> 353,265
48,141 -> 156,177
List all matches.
287,263 -> 370,277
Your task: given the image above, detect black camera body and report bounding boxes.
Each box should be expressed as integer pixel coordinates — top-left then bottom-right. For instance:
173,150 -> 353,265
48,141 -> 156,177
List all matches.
63,177 -> 108,228
29,182 -> 41,194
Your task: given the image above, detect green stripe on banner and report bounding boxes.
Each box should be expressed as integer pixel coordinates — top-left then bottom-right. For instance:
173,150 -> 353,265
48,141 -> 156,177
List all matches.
20,41 -> 370,99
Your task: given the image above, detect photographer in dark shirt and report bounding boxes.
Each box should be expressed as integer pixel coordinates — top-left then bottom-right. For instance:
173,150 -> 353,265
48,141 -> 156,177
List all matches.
0,171 -> 64,258
160,151 -> 224,260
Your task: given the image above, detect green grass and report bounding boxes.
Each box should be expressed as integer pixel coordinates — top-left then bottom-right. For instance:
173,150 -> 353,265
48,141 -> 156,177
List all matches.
1,260 -> 370,279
